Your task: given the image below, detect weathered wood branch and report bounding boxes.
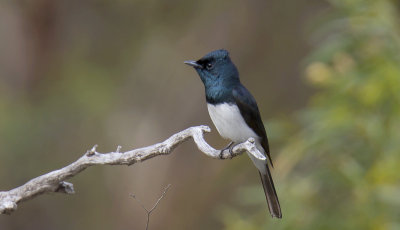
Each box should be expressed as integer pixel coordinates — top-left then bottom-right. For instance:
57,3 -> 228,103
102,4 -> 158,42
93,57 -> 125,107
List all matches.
0,125 -> 266,215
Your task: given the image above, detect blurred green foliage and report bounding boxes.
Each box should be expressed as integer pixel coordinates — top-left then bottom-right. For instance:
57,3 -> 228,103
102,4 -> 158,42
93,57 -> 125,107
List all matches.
221,0 -> 400,229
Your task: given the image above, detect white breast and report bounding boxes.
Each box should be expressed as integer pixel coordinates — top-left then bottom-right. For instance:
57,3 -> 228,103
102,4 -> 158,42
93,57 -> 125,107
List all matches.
208,103 -> 267,173
207,103 -> 259,142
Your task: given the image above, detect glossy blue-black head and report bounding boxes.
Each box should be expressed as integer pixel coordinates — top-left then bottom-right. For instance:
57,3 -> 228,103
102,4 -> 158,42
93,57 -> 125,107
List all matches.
185,49 -> 240,90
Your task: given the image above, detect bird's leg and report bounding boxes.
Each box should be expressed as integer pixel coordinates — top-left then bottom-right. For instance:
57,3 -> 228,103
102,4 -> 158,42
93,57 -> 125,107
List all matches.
220,142 -> 234,159
228,143 -> 241,159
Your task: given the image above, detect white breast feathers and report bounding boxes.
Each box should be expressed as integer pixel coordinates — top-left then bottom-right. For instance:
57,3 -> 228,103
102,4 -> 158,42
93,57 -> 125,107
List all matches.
207,103 -> 259,143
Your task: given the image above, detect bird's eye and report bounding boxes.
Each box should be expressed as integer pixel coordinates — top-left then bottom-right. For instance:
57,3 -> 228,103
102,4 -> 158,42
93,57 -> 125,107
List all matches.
206,63 -> 213,70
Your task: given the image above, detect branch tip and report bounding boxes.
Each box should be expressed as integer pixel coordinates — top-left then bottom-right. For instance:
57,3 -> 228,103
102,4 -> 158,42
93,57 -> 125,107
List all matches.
86,144 -> 98,156
0,201 -> 17,215
200,125 -> 211,133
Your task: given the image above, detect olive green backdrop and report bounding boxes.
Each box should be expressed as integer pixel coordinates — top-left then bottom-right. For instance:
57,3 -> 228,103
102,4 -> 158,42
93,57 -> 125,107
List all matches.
0,0 -> 399,229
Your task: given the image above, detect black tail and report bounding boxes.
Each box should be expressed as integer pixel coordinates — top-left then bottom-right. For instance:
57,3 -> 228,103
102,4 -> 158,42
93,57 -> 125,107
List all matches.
259,165 -> 282,218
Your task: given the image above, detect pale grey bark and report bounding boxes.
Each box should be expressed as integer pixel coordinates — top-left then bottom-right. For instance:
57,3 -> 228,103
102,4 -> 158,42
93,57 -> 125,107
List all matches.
0,125 -> 265,215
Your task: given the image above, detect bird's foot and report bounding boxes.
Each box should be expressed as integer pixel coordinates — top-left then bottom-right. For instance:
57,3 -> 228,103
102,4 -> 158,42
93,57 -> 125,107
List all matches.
219,142 -> 234,159
228,143 -> 241,159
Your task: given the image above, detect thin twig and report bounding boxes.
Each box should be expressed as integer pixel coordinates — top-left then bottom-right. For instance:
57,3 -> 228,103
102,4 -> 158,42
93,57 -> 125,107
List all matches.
130,184 -> 172,230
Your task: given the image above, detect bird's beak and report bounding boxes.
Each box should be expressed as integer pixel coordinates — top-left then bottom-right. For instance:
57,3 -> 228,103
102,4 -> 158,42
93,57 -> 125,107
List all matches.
184,60 -> 203,69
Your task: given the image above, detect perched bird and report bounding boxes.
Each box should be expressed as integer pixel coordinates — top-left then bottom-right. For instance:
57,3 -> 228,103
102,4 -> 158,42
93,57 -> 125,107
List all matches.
184,49 -> 282,218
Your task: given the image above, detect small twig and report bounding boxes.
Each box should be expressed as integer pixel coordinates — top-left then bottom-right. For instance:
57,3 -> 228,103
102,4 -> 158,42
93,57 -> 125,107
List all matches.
130,184 -> 172,230
86,144 -> 98,156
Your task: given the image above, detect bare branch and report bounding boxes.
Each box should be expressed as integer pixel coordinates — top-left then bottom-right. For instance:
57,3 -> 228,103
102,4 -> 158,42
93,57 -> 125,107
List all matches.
149,184 -> 171,214
130,184 -> 171,230
0,125 -> 266,215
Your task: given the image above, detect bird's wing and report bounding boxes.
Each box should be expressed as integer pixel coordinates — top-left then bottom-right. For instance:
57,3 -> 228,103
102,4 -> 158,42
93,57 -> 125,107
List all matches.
232,85 -> 273,166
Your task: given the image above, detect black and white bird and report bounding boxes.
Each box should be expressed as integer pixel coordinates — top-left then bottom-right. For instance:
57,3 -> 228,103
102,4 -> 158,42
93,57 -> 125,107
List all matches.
185,49 -> 282,218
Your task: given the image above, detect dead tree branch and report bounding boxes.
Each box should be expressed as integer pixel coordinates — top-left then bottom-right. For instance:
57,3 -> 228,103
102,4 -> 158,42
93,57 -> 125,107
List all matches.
0,125 -> 266,215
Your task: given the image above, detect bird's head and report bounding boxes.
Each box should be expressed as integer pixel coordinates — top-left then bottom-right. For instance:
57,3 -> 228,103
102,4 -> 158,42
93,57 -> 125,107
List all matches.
184,49 -> 240,89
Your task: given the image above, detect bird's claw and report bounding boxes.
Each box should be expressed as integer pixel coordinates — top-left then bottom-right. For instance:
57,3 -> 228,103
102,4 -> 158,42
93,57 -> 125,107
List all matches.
220,142 -> 234,159
228,143 -> 240,159
228,146 -> 234,159
219,142 -> 239,159
219,150 -> 224,159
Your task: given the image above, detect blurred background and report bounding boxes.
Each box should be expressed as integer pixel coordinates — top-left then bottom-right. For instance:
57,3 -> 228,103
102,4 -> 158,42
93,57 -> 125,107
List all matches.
1,0 -> 400,229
